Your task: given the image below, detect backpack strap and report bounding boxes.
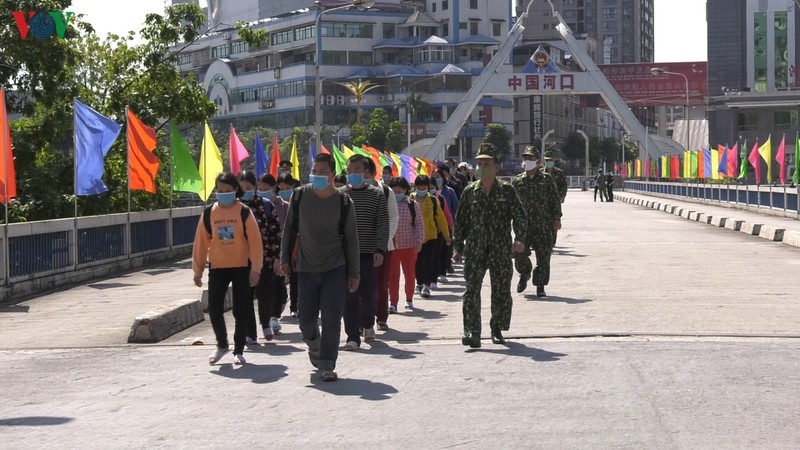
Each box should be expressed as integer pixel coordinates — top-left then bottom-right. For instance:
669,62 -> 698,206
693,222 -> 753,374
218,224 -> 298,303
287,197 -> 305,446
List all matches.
239,204 -> 250,242
408,199 -> 416,228
338,193 -> 349,237
429,195 -> 438,223
291,186 -> 304,227
203,205 -> 213,237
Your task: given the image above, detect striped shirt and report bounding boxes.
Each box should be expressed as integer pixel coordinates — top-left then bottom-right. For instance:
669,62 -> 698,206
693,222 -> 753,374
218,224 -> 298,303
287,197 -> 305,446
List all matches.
342,184 -> 390,254
393,197 -> 425,250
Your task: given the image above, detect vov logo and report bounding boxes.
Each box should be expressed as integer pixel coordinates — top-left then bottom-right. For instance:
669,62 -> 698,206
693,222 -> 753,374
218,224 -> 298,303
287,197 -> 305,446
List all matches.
12,11 -> 74,40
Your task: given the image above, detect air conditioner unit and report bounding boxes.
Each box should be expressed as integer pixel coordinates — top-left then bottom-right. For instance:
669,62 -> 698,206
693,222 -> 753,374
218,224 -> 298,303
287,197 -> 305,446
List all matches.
273,67 -> 280,79
259,100 -> 275,109
326,95 -> 336,105
377,95 -> 386,101
222,33 -> 231,40
319,94 -> 325,104
336,95 -> 346,105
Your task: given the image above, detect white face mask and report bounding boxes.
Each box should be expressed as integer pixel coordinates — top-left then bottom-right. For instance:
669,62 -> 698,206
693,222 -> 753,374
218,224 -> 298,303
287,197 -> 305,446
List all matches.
522,160 -> 538,171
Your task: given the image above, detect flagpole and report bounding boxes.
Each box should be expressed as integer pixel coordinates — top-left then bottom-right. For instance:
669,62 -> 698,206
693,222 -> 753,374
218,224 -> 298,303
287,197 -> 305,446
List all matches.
1,88 -> 9,286
73,103 -> 79,271
125,107 -> 132,260
168,126 -> 174,251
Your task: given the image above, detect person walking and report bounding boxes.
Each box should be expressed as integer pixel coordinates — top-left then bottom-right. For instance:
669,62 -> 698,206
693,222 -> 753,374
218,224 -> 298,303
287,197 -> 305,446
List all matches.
544,152 -> 567,246
365,159 -> 398,333
594,169 -> 607,202
453,144 -> 527,348
513,147 -> 563,298
341,155 -> 389,350
432,166 -> 459,280
386,177 -> 424,321
410,175 -> 450,303
605,172 -> 615,202
193,172 -> 263,365
280,153 -> 359,382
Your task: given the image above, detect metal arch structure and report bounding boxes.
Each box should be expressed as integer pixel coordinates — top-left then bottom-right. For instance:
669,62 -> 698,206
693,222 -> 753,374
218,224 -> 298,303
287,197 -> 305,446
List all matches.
422,2 -> 662,161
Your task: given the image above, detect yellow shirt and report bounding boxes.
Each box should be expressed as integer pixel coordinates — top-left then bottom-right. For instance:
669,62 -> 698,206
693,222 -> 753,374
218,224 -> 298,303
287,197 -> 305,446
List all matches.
410,194 -> 450,243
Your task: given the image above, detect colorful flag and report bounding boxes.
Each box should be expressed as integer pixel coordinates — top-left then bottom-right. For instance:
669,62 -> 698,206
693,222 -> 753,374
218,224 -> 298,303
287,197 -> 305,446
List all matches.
690,151 -> 698,178
74,99 -> 121,196
717,145 -> 728,178
775,134 -> 786,185
400,154 -> 417,183
758,135 -> 772,183
710,147 -> 720,180
748,140 -> 761,184
389,152 -> 402,177
727,142 -> 738,177
702,148 -> 711,179
290,137 -> 300,179
170,124 -> 202,194
737,141 -> 748,180
269,134 -> 281,177
341,144 -> 355,159
254,132 -> 267,177
794,133 -> 800,185
308,138 -> 315,177
228,126 -> 249,174
0,88 -> 17,204
199,121 -> 223,201
670,155 -> 679,180
320,144 -> 330,155
331,144 -> 347,174
126,109 -> 159,194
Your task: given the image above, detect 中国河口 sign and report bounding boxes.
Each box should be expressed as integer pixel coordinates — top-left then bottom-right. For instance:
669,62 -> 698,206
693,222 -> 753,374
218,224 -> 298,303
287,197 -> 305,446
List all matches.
12,11 -> 74,40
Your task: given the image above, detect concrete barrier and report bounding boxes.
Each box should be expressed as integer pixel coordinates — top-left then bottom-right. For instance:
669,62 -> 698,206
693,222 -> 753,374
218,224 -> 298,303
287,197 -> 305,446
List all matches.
740,222 -> 763,236
724,219 -> 744,232
696,213 -> 707,223
127,299 -> 204,343
680,209 -> 694,219
782,230 -> 800,248
673,208 -> 683,217
758,225 -> 785,242
710,216 -> 727,227
200,287 -> 233,313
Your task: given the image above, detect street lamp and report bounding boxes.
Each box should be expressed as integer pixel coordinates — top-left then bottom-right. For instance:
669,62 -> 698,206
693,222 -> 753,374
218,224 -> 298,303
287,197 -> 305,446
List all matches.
404,73 -> 445,151
651,67 -> 690,153
576,129 -> 589,179
315,0 -> 375,155
541,129 -> 554,161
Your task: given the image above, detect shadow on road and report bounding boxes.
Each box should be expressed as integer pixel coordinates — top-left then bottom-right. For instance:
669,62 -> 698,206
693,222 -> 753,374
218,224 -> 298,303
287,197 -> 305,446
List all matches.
210,363 -> 288,384
88,282 -> 139,290
363,340 -> 424,360
401,307 -> 447,320
308,376 -> 399,401
245,342 -> 306,357
524,295 -> 592,304
0,416 -> 73,426
468,341 -> 567,362
0,304 -> 30,313
553,248 -> 587,257
378,330 -> 429,344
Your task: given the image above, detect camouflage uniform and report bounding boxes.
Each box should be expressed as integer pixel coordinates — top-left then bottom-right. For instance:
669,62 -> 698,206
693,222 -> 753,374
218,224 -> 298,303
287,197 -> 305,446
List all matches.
512,169 -> 562,287
546,161 -> 567,246
454,178 -> 526,337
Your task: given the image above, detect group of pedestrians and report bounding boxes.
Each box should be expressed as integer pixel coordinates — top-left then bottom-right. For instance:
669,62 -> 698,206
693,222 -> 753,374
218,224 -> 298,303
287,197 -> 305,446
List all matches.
192,144 -> 565,379
593,170 -> 616,202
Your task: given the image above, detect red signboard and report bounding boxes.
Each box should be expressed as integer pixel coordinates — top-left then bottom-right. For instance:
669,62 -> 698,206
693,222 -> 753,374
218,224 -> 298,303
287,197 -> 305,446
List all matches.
596,62 -> 707,107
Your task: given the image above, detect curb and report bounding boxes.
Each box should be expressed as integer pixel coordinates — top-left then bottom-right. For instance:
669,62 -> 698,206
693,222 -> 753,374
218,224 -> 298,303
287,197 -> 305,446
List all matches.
616,194 -> 799,249
128,299 -> 205,343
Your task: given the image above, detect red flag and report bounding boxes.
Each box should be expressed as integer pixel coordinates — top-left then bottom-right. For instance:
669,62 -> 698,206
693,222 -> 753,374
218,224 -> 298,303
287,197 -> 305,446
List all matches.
320,144 -> 331,155
0,88 -> 16,204
727,143 -> 738,177
362,145 -> 383,176
269,134 -> 281,177
748,140 -> 761,184
776,134 -> 786,185
670,155 -> 680,180
126,109 -> 159,194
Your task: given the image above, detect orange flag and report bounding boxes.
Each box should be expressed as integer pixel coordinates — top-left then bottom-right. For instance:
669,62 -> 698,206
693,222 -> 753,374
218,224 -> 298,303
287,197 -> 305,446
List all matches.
320,144 -> 331,155
269,133 -> 281,177
362,145 -> 383,175
0,88 -> 16,204
126,109 -> 159,194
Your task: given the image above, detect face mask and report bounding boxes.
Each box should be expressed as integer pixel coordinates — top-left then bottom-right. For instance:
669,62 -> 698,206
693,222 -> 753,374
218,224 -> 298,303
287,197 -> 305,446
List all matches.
278,189 -> 293,201
545,161 -> 555,169
416,190 -> 428,197
310,175 -> 329,190
476,165 -> 494,181
382,174 -> 392,183
394,193 -> 405,203
347,173 -> 364,187
241,190 -> 255,202
217,192 -> 236,206
523,160 -> 538,171
258,190 -> 274,200
435,178 -> 443,187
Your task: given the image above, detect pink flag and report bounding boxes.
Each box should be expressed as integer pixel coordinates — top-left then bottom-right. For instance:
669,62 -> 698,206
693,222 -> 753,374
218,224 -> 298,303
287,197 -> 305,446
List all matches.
229,125 -> 249,174
776,134 -> 786,185
747,140 -> 761,184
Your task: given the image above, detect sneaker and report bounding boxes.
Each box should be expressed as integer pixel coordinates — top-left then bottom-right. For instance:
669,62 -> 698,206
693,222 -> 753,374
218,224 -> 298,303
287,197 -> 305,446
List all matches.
388,305 -> 398,314
269,317 -> 281,332
263,326 -> 274,342
290,310 -> 298,318
208,347 -> 230,364
405,301 -> 414,311
308,349 -> 320,368
233,354 -> 246,365
363,327 -> 376,342
376,321 -> 389,331
421,286 -> 431,298
343,341 -> 360,351
438,276 -> 449,283
430,283 -> 438,290
415,284 -> 423,294
321,370 -> 338,382
245,337 -> 257,346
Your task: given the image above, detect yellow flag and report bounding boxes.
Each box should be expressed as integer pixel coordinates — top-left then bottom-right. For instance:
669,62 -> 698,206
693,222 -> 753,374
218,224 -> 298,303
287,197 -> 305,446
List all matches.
342,144 -> 355,159
290,137 -> 300,179
199,122 -> 223,201
758,135 -> 772,183
710,148 -> 720,180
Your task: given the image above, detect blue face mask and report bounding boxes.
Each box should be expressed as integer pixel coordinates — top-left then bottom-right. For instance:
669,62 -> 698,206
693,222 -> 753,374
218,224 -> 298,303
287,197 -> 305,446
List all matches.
394,193 -> 405,203
347,173 -> 364,187
279,189 -> 293,201
416,190 -> 428,198
258,190 -> 274,200
383,174 -> 392,183
545,161 -> 555,169
310,175 -> 329,190
435,178 -> 443,187
217,192 -> 236,206
241,190 -> 255,202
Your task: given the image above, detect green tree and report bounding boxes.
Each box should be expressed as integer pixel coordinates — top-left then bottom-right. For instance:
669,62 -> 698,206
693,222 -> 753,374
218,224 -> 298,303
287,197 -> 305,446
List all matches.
484,123 -> 513,162
386,120 -> 405,153
350,123 -> 367,147
365,108 -> 389,150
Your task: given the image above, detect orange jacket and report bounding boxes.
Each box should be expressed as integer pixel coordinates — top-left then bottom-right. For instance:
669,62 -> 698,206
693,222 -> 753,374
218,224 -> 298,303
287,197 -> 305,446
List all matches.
192,203 -> 263,277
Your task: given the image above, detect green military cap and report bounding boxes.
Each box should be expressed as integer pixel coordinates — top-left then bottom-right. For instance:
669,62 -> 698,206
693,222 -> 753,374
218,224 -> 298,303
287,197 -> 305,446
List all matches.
521,146 -> 538,157
476,142 -> 497,160
544,151 -> 555,160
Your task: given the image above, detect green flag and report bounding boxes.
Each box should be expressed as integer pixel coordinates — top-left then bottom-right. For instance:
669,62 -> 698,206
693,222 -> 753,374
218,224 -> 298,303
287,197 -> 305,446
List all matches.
331,143 -> 347,174
690,151 -> 698,178
170,124 -> 202,194
738,140 -> 748,180
794,134 -> 799,185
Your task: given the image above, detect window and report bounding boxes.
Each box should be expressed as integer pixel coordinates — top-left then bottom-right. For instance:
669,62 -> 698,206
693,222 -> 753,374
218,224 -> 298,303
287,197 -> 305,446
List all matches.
432,3 -> 437,12
774,111 -> 798,129
348,24 -> 373,38
753,13 -> 767,92
271,29 -> 292,45
602,7 -> 618,19
470,0 -> 478,8
442,0 -> 449,10
469,22 -> 478,35
349,51 -> 374,65
492,22 -> 502,36
177,53 -> 191,65
459,22 -> 467,30
383,23 -> 395,39
321,23 -> 372,38
211,44 -> 230,58
416,45 -> 453,63
470,48 -> 484,61
294,25 -> 314,41
322,50 -> 347,64
231,40 -> 248,54
737,112 -> 758,132
442,22 -> 449,36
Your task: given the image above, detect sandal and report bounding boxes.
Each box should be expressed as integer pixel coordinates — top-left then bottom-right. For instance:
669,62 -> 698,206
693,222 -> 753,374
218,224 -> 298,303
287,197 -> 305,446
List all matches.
321,371 -> 338,382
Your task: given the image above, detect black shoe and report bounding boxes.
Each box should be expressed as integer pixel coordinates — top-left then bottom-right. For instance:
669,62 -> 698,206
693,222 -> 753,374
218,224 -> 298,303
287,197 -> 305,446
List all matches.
516,276 -> 529,293
461,332 -> 481,348
536,285 -> 547,297
491,328 -> 505,344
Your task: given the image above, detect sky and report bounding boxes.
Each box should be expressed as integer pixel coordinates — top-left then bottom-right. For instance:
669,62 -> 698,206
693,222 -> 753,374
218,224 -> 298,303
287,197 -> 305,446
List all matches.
69,0 -> 707,62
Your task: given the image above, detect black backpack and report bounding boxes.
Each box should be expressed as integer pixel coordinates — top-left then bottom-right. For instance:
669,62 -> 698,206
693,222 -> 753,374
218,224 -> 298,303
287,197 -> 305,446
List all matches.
203,204 -> 251,241
291,186 -> 350,239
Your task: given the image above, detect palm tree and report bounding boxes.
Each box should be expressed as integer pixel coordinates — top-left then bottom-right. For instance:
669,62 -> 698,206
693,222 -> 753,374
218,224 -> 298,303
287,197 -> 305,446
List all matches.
334,80 -> 382,125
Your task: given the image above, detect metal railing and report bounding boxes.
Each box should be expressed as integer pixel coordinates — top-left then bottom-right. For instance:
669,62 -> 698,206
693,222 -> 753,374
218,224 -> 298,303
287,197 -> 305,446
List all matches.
0,206 -> 203,287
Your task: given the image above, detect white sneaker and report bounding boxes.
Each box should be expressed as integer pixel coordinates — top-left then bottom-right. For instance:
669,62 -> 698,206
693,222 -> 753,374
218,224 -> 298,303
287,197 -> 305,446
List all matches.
343,341 -> 360,351
263,326 -> 274,342
363,327 -> 376,342
245,336 -> 257,345
438,276 -> 449,283
415,284 -> 423,294
405,301 -> 414,311
430,283 -> 438,290
208,347 -> 230,364
421,286 -> 431,298
233,354 -> 246,365
269,317 -> 281,332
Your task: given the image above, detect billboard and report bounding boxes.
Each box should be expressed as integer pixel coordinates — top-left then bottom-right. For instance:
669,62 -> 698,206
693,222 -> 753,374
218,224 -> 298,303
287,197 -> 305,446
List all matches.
595,62 -> 707,107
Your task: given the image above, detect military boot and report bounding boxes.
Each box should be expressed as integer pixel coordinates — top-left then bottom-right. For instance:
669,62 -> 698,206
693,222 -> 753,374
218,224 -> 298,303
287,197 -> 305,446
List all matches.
490,328 -> 505,344
516,275 -> 529,293
536,285 -> 547,297
461,332 -> 481,348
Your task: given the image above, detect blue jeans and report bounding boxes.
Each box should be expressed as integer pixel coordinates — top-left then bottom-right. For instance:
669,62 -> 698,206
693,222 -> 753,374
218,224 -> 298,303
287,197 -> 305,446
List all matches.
297,265 -> 348,372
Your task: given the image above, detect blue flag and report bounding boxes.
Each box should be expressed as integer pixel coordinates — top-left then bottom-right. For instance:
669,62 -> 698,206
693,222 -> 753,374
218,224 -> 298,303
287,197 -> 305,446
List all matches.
308,137 -> 316,176
74,100 -> 121,195
254,131 -> 267,177
717,145 -> 729,176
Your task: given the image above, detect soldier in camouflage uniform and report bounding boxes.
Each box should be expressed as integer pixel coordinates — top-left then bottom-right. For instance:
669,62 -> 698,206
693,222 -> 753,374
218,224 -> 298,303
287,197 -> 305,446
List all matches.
453,144 -> 527,348
544,151 -> 567,246
513,146 -> 562,298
